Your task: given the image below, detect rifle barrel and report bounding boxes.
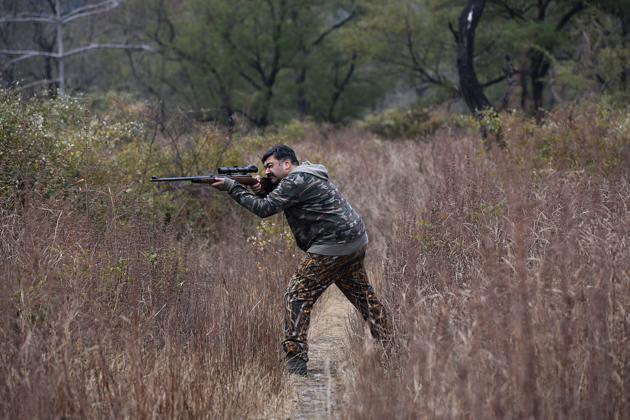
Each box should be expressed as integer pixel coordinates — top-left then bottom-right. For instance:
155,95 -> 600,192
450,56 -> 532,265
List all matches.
150,176 -> 215,182
150,175 -> 260,185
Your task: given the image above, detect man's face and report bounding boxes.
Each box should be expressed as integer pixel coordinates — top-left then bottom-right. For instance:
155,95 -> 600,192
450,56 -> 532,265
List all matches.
263,156 -> 293,183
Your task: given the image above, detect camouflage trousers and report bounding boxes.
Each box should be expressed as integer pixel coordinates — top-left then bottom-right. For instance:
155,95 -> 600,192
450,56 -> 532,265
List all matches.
282,247 -> 389,362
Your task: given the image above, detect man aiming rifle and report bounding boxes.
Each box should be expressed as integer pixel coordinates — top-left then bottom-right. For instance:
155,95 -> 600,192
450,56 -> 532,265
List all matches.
210,144 -> 390,376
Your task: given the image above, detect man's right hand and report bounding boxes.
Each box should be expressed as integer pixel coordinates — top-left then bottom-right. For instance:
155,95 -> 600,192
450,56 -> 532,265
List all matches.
251,175 -> 265,196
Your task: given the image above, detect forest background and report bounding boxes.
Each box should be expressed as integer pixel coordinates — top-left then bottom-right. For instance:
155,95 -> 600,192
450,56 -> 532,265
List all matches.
3,0 -> 630,123
1,0 -> 629,418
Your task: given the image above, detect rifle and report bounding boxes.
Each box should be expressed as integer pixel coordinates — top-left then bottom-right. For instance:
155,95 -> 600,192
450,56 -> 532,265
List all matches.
151,164 -> 276,193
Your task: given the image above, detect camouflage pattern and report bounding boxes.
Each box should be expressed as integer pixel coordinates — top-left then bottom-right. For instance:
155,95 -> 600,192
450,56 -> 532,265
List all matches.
224,161 -> 388,364
283,247 -> 389,362
225,163 -> 367,255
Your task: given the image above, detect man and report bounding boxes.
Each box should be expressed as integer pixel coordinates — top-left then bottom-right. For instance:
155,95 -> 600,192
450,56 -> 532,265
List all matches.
211,145 -> 389,375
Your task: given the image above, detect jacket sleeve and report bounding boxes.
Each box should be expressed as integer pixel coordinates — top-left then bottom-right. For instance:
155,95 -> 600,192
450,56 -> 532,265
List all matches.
224,173 -> 304,218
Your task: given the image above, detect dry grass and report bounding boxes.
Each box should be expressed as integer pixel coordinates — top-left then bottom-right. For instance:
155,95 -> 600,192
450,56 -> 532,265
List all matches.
1,98 -> 628,418
343,106 -> 630,419
0,120 -> 428,418
0,190 -> 292,418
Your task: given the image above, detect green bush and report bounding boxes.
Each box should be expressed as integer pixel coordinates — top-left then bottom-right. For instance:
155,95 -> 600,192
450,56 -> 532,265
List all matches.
0,91 -> 143,206
0,91 -> 260,235
503,101 -> 630,174
363,106 -> 447,139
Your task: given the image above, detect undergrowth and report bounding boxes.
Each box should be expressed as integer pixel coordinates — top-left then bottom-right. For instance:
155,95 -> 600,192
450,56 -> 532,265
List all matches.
345,101 -> 630,419
1,90 -> 628,418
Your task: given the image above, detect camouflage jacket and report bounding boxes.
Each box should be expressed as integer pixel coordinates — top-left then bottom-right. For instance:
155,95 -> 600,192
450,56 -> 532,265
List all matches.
223,162 -> 368,255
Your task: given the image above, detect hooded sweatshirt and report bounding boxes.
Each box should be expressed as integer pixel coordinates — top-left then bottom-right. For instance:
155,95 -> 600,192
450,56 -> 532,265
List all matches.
223,162 -> 368,256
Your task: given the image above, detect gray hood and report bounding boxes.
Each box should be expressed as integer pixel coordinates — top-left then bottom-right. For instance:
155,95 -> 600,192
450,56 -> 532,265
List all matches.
291,161 -> 329,181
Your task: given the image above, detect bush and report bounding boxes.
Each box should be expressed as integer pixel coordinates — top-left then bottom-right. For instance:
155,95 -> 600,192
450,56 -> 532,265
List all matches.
0,91 -> 142,207
363,106 -> 447,140
0,91 -> 283,236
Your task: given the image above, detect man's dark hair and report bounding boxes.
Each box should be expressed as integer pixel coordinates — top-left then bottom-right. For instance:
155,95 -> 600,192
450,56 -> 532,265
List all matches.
262,144 -> 299,165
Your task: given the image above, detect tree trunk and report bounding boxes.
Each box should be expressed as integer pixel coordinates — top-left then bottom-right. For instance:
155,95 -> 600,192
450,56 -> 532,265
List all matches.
520,67 -> 529,111
530,51 -> 552,117
55,0 -> 65,95
296,66 -> 309,116
257,87 -> 273,128
45,57 -> 56,98
327,52 -> 357,123
455,0 -> 492,113
621,17 -> 629,90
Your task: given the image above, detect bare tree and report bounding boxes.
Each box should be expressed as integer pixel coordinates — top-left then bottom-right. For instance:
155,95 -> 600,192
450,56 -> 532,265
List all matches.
0,0 -> 154,95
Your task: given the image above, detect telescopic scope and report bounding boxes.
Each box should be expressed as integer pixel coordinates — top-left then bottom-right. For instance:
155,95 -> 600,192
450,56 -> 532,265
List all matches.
217,165 -> 258,175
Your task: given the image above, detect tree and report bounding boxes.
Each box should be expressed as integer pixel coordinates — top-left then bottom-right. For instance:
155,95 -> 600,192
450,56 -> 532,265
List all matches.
289,2 -> 357,117
590,0 -> 630,100
0,0 -> 153,95
348,0 -> 459,105
450,0 -> 493,112
484,0 -> 587,112
125,0 -> 367,126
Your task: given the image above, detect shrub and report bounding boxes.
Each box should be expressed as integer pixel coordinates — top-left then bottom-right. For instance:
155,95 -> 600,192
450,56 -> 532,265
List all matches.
363,106 -> 447,140
0,91 -> 142,207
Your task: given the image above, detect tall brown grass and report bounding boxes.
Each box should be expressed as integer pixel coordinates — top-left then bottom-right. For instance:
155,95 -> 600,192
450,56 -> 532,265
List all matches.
343,103 -> 630,418
0,112 -> 429,417
0,187 -> 294,418
1,95 -> 628,418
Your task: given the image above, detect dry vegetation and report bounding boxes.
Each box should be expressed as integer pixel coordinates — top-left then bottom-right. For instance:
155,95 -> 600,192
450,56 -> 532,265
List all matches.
1,92 -> 629,418
0,194 -> 295,417
344,103 -> 630,419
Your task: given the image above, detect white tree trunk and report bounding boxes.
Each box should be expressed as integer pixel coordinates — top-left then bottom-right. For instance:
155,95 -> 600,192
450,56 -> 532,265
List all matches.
0,0 -> 154,95
56,0 -> 65,94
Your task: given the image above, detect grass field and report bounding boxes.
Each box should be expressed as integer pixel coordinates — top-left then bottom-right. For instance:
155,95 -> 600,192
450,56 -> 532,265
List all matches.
1,94 -> 628,418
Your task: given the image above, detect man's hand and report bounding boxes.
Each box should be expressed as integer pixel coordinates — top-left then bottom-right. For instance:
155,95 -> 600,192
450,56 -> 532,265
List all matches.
251,175 -> 265,196
210,177 -> 228,191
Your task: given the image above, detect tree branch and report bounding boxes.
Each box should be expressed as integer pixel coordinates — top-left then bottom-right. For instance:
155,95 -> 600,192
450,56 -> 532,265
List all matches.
555,2 -> 585,31
1,43 -> 155,69
239,70 -> 263,90
404,15 -> 443,86
0,14 -> 56,24
62,0 -> 120,23
0,49 -> 56,57
481,74 -> 506,87
62,43 -> 156,59
448,22 -> 458,42
311,9 -> 357,48
0,1 -> 123,25
491,0 -> 527,21
62,4 -> 121,24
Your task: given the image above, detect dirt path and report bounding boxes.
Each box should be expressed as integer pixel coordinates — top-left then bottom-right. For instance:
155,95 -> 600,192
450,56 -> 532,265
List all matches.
274,286 -> 355,419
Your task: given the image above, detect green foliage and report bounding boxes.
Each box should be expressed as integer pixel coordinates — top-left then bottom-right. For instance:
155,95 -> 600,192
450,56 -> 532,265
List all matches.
363,106 -> 447,139
0,91 -> 266,237
0,91 -> 142,205
125,0 -> 367,126
347,0 -> 458,97
5,0 -> 630,123
275,119 -> 317,143
477,109 -> 503,136
499,20 -> 569,54
500,101 -> 630,173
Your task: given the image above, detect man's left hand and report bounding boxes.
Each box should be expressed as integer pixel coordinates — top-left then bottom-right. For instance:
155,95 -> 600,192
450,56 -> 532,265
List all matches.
210,178 -> 228,191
